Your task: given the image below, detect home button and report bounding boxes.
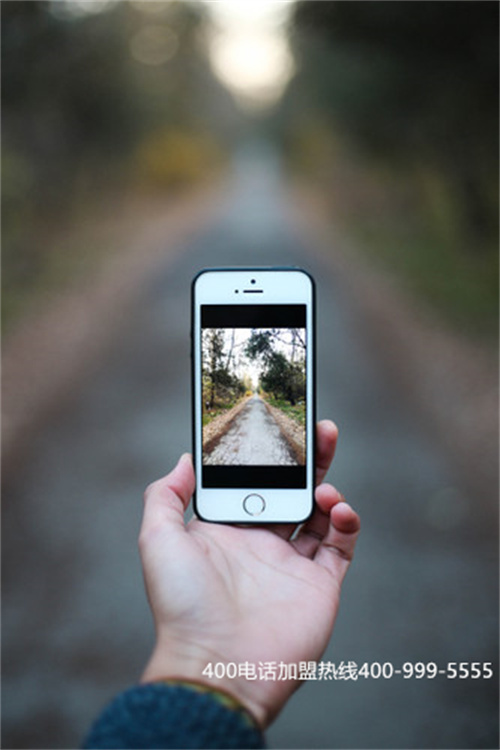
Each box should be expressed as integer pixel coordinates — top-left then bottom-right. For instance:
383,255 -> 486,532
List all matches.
243,493 -> 266,516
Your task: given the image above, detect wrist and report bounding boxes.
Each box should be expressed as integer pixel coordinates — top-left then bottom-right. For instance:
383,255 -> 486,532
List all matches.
141,640 -> 268,728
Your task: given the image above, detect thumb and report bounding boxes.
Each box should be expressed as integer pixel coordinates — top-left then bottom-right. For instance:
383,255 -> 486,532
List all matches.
141,454 -> 195,535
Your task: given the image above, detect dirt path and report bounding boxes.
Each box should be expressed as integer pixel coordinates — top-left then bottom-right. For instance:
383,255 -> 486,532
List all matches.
204,395 -> 297,465
2,144 -> 497,750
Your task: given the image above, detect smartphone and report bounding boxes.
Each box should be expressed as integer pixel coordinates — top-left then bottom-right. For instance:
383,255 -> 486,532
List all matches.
191,267 -> 315,523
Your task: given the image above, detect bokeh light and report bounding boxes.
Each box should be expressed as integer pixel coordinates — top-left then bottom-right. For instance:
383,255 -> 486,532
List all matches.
50,0 -> 117,19
205,0 -> 295,109
130,24 -> 178,66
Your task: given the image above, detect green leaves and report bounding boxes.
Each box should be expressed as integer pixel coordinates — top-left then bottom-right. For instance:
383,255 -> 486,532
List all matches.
245,329 -> 305,406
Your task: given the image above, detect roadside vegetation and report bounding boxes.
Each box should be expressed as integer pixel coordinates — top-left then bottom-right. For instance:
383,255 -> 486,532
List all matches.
278,1 -> 498,339
202,327 -> 307,429
202,329 -> 252,427
260,394 -> 305,428
2,1 -> 239,334
246,329 -> 306,427
202,394 -> 251,428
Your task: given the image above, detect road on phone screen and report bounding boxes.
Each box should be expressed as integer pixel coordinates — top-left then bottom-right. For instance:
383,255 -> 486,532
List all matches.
204,395 -> 297,465
2,142 -> 498,750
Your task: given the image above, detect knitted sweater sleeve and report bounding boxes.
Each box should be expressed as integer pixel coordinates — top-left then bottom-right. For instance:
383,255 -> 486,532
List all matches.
82,682 -> 266,749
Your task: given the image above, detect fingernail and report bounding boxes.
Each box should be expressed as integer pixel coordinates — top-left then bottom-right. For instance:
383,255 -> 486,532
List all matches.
322,419 -> 337,432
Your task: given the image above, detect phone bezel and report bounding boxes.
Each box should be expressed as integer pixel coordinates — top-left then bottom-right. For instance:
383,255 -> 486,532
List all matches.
191,266 -> 316,524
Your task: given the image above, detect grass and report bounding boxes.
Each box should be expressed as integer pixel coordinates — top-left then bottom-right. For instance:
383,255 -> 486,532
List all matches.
263,395 -> 306,426
202,397 -> 245,427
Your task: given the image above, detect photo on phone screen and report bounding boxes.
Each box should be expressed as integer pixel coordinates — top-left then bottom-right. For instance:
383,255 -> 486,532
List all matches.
200,304 -> 307,489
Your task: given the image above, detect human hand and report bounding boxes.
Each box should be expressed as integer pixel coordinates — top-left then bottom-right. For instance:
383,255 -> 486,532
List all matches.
139,420 -> 360,728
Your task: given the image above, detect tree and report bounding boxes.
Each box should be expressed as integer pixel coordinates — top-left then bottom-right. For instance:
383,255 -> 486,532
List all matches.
260,353 -> 305,406
289,1 -> 499,245
245,329 -> 305,406
202,329 -> 225,410
202,329 -> 246,410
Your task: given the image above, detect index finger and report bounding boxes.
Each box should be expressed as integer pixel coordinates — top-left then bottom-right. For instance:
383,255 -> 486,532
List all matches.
315,420 -> 338,485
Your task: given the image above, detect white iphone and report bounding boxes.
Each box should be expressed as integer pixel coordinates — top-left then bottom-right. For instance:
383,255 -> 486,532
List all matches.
191,267 -> 315,523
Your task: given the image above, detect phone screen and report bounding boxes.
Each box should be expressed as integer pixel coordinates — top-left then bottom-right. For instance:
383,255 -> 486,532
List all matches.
200,304 -> 307,489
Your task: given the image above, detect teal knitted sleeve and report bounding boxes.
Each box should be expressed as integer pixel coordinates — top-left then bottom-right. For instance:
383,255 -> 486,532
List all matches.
82,682 -> 265,749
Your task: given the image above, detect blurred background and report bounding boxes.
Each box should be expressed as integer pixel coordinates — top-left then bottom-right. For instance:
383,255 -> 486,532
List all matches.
2,2 -> 498,748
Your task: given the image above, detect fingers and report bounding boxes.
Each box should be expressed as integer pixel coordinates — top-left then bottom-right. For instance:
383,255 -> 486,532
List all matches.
292,482 -> 360,582
264,420 -> 339,542
314,499 -> 360,580
291,483 -> 345,557
155,421 -> 337,545
315,420 -> 338,485
141,454 -> 195,534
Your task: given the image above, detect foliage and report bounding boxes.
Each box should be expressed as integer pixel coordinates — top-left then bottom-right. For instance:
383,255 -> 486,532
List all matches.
291,2 -> 498,206
2,0 -> 240,331
202,329 -> 246,412
202,398 -> 242,427
263,395 -> 305,427
282,1 -> 498,336
135,128 -> 222,188
260,354 -> 305,407
245,329 -> 305,406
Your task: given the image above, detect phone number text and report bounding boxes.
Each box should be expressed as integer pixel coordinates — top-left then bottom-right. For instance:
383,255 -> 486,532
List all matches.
202,661 -> 494,681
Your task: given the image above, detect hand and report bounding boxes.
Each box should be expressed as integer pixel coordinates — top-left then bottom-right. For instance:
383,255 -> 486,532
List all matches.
139,420 -> 360,728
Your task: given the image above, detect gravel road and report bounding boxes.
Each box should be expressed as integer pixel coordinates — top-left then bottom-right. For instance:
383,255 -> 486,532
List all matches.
205,396 -> 297,465
2,142 -> 498,750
